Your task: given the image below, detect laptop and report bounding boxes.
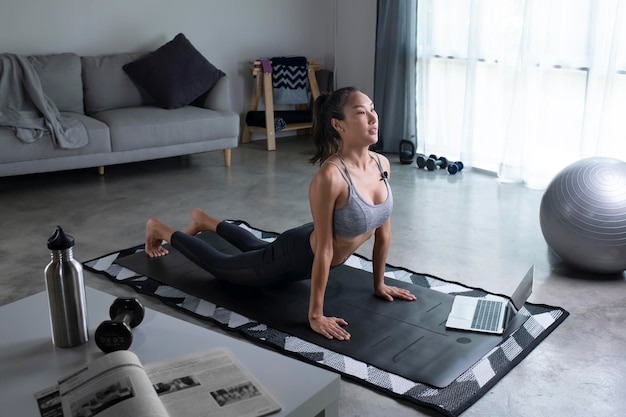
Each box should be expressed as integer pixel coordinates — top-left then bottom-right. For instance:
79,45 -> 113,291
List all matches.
445,265 -> 534,334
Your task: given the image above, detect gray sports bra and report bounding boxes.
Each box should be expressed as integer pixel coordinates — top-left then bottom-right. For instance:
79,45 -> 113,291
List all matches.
324,153 -> 393,238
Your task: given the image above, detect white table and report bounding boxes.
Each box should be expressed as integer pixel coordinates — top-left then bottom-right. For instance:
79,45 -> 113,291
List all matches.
0,287 -> 340,417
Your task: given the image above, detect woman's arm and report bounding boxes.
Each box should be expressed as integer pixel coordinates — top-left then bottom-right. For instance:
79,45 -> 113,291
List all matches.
372,157 -> 417,302
372,218 -> 417,302
308,165 -> 351,340
372,217 -> 392,291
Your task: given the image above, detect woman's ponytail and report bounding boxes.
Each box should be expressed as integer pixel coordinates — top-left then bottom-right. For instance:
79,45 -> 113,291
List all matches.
310,87 -> 358,165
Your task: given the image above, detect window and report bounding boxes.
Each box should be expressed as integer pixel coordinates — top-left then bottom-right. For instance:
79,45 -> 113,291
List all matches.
417,0 -> 626,187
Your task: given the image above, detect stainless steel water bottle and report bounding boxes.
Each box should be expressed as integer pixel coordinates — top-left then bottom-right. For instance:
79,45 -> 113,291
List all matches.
44,226 -> 89,347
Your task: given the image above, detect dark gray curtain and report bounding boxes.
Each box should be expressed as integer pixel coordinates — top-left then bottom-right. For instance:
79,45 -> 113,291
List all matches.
373,0 -> 418,153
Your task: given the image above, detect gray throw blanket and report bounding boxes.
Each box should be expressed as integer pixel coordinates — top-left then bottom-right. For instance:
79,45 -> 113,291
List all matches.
0,53 -> 88,149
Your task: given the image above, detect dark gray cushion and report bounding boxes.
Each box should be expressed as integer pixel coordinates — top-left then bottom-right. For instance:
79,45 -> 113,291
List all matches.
122,33 -> 225,109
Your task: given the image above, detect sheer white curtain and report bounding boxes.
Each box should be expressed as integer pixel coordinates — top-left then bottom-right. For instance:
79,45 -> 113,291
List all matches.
416,0 -> 626,188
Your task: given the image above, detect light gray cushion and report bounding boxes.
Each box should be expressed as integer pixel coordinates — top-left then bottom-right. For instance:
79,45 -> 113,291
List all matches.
0,113 -> 110,164
197,75 -> 233,112
27,53 -> 84,114
81,53 -> 155,114
90,106 -> 240,152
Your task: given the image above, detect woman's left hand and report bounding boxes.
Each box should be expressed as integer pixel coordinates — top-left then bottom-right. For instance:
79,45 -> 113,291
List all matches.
375,284 -> 417,302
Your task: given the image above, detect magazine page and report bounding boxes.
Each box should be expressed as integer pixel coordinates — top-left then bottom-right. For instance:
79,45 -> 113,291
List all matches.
145,348 -> 281,417
57,350 -> 169,417
35,385 -> 64,417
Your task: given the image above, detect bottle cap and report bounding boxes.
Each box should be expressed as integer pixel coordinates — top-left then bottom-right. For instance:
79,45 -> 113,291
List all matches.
47,226 -> 75,250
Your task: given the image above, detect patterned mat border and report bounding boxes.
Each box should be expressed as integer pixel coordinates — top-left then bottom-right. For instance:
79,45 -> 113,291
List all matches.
84,221 -> 568,417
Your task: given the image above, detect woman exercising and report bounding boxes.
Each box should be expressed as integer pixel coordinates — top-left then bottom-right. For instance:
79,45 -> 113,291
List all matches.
145,87 -> 416,341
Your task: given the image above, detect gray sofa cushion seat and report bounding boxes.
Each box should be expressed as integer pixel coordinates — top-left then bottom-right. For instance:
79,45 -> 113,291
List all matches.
0,113 -> 110,164
91,105 -> 239,152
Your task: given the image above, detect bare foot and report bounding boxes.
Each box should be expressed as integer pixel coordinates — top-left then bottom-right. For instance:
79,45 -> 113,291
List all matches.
183,208 -> 219,235
145,217 -> 173,257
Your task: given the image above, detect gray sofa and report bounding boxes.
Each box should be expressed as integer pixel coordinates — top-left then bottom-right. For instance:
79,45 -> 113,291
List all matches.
0,52 -> 239,177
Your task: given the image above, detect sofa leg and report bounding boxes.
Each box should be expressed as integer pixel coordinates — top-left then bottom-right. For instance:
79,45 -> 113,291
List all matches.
97,166 -> 104,175
223,149 -> 231,167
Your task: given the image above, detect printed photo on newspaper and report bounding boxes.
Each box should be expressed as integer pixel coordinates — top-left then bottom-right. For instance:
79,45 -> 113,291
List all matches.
34,348 -> 282,417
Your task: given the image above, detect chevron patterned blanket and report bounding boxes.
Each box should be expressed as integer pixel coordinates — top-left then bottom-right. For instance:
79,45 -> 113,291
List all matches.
271,56 -> 309,104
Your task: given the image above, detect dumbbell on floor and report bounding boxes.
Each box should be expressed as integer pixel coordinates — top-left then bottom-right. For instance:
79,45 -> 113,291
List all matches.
426,156 -> 448,171
95,297 -> 145,353
447,161 -> 465,175
416,154 -> 437,169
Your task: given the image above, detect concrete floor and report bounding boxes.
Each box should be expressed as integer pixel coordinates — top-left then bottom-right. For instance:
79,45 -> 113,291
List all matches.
1,137 -> 624,417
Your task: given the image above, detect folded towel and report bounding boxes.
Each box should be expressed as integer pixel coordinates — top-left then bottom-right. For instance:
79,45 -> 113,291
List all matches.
271,56 -> 309,105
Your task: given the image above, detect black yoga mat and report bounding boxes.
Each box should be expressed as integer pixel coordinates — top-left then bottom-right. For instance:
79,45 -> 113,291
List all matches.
85,221 -> 569,417
119,230 -> 519,388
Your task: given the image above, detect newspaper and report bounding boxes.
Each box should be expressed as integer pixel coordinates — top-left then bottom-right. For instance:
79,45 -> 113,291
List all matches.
34,348 -> 282,417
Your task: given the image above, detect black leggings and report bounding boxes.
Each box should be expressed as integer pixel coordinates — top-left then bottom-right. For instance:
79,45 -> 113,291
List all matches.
170,221 -> 315,287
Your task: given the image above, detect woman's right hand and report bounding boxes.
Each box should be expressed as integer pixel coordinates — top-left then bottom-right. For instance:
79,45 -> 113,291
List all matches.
309,315 -> 351,341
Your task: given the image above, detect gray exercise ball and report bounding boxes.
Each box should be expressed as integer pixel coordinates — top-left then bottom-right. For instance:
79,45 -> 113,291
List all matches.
540,157 -> 626,274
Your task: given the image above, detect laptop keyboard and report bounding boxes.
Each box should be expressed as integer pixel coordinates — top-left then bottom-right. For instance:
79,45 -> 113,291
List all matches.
471,299 -> 503,331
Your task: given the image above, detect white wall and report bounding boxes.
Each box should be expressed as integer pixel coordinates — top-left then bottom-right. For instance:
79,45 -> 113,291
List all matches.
0,0 -> 377,117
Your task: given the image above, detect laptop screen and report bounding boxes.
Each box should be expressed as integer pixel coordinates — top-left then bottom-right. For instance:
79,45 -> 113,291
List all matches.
510,265 -> 534,310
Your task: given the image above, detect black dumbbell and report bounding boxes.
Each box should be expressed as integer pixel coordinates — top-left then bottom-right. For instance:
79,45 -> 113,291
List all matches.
426,156 -> 448,171
95,297 -> 145,353
447,161 -> 464,175
416,154 -> 437,169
